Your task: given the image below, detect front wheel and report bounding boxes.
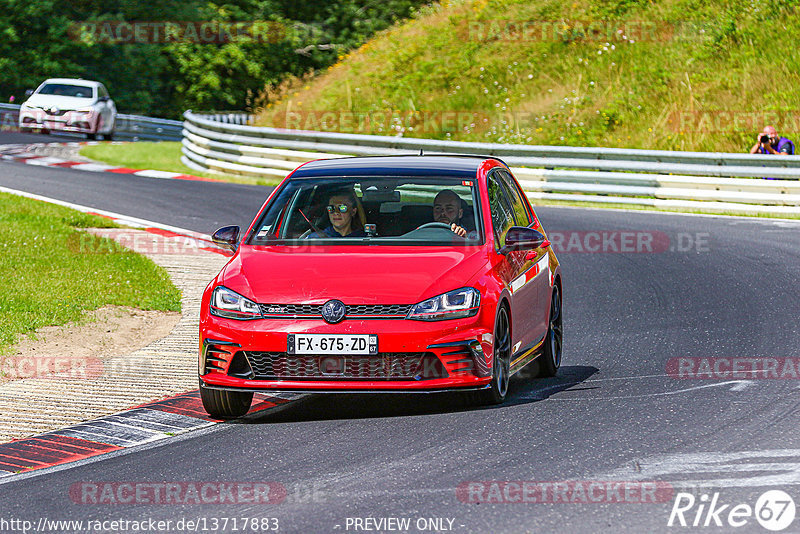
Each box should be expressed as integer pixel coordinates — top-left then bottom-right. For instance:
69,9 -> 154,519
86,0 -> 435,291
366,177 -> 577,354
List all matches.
475,306 -> 511,405
86,132 -> 97,140
538,285 -> 563,377
199,381 -> 253,419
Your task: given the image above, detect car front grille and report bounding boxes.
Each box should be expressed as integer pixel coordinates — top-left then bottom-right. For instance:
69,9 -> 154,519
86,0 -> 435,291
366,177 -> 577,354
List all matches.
258,304 -> 411,319
239,351 -> 446,380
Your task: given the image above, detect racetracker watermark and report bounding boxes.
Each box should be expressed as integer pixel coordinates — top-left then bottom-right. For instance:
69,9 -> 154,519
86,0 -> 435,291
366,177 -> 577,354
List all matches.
67,21 -> 287,44
0,516 -> 280,532
668,489 -> 796,530
460,20 -> 675,42
546,231 -> 709,254
0,354 -> 158,381
456,481 -> 674,503
272,110 -> 493,135
667,357 -> 800,380
70,482 -> 286,505
666,110 -> 800,134
68,230 -> 217,256
0,355 -> 103,380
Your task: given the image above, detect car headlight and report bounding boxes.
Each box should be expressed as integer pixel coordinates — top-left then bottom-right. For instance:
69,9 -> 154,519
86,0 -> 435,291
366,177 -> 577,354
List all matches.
209,286 -> 262,320
407,287 -> 480,321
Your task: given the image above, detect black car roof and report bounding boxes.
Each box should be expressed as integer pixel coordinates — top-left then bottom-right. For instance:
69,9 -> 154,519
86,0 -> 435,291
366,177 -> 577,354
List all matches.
289,155 -> 505,179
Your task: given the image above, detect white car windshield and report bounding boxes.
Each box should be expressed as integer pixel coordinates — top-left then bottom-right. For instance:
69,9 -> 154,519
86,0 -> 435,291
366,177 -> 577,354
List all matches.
249,177 -> 482,245
38,84 -> 94,98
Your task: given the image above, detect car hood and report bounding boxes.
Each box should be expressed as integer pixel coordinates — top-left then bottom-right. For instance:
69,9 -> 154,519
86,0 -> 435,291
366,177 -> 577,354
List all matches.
220,245 -> 488,304
23,95 -> 96,110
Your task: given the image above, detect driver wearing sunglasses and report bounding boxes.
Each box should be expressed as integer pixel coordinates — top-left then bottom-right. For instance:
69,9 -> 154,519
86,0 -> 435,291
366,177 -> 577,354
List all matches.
306,191 -> 367,238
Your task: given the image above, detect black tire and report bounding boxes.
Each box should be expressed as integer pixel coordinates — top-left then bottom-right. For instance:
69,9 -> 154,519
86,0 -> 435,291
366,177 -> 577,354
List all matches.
475,305 -> 511,405
103,131 -> 114,141
87,132 -> 97,140
40,128 -> 50,135
199,381 -> 253,419
538,284 -> 563,377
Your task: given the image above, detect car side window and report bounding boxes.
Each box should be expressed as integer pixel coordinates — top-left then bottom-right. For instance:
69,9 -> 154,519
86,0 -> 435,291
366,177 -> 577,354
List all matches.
98,85 -> 109,98
498,170 -> 532,227
487,173 -> 515,249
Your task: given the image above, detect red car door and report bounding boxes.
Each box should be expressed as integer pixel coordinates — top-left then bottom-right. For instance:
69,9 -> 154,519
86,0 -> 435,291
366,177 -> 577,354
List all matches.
498,169 -> 551,341
486,171 -> 540,359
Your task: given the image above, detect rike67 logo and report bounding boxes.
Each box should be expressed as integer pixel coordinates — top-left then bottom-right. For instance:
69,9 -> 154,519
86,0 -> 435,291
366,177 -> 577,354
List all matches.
668,490 -> 796,531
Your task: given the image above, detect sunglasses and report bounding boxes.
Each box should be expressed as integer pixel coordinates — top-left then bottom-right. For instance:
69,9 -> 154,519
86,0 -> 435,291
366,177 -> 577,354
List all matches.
326,204 -> 351,213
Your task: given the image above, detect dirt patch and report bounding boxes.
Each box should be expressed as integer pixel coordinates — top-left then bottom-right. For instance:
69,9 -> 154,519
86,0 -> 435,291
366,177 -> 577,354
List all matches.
0,305 -> 181,383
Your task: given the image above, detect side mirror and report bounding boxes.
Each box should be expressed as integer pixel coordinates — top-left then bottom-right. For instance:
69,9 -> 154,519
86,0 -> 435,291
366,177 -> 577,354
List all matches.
212,225 -> 240,251
24,89 -> 34,97
500,226 -> 547,254
97,96 -> 109,102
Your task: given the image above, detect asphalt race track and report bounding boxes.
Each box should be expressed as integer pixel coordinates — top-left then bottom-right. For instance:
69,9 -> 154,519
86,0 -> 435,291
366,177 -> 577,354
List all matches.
0,130 -> 88,145
1,142 -> 799,533
0,147 -> 268,233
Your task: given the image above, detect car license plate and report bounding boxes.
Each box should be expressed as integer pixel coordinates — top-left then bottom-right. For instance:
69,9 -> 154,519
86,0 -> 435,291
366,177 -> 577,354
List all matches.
287,334 -> 378,355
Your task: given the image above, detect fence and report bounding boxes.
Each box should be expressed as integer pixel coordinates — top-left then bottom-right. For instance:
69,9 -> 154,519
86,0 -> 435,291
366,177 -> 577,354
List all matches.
181,111 -> 800,215
0,103 -> 182,142
196,112 -> 254,126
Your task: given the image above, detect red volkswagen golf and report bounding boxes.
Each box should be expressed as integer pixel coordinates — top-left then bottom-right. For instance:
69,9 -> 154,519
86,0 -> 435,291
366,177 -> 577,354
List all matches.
199,155 -> 562,417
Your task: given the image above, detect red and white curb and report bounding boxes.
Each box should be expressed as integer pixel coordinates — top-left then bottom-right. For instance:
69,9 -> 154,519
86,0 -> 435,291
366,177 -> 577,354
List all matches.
0,159 -> 263,477
0,142 -> 221,183
0,187 -> 254,477
0,391 -> 300,478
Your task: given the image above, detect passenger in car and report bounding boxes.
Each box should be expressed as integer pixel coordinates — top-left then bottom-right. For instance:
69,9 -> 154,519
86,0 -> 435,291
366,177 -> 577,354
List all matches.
433,189 -> 474,238
307,190 -> 367,238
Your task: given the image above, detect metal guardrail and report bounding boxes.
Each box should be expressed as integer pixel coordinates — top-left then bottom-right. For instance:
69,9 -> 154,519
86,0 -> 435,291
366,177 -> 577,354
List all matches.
0,103 -> 182,142
175,109 -> 800,215
115,114 -> 182,141
196,112 -> 254,126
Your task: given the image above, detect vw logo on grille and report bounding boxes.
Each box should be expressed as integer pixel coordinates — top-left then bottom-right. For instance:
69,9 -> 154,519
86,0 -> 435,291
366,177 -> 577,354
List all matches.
321,299 -> 346,324
49,106 -> 59,115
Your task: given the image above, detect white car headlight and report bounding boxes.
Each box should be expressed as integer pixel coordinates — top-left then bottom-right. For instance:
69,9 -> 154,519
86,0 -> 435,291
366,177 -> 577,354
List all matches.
210,286 -> 262,320
407,287 -> 480,321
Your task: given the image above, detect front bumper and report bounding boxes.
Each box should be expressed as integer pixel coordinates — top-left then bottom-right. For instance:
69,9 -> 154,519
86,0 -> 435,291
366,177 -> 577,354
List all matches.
199,315 -> 495,392
19,109 -> 98,133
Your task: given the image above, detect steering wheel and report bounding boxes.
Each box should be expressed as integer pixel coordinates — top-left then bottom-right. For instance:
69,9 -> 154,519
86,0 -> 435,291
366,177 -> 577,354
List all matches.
414,222 -> 453,231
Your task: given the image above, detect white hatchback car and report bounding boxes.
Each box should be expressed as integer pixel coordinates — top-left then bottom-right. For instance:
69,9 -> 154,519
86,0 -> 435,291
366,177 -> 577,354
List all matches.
19,78 -> 116,140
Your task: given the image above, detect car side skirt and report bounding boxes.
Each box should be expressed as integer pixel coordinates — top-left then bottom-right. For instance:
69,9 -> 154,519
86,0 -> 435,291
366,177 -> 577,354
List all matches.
509,335 -> 545,376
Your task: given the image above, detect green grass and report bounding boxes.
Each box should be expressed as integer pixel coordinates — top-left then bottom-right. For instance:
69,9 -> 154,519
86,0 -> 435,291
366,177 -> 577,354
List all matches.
0,193 -> 182,354
256,0 -> 800,153
79,142 -> 281,186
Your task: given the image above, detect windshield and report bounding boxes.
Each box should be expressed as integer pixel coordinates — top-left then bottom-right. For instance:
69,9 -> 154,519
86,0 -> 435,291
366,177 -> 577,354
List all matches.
37,83 -> 94,98
249,176 -> 483,246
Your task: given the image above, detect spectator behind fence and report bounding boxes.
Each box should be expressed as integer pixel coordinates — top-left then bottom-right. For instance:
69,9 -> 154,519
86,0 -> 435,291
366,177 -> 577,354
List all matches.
750,125 -> 795,156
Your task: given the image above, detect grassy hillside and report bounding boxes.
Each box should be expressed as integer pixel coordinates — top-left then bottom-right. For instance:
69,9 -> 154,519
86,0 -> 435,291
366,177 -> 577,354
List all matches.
256,0 -> 800,152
